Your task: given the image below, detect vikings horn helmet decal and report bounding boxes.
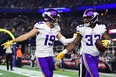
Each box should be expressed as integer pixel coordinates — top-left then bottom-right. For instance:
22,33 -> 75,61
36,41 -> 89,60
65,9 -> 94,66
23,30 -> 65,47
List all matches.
42,9 -> 60,23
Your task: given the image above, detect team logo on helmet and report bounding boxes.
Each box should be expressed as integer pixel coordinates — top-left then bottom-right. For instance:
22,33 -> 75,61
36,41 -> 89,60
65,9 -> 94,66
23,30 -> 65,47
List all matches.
42,9 -> 60,23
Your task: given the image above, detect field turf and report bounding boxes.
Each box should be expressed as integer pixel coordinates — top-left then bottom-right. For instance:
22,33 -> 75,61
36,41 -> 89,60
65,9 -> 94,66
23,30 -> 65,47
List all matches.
0,65 -> 115,77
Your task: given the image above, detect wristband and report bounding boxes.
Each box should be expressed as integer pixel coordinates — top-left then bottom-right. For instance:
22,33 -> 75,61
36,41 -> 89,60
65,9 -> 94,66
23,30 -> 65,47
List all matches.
62,49 -> 68,54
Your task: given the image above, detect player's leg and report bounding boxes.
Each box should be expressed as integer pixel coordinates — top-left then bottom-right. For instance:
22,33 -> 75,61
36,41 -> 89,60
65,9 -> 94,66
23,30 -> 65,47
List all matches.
47,57 -> 55,77
79,58 -> 86,77
36,57 -> 54,77
82,53 -> 99,77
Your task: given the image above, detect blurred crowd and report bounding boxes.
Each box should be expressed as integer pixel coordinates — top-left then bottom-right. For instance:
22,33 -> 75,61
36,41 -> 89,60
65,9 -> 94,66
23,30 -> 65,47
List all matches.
0,0 -> 115,38
0,0 -> 115,8
0,14 -> 39,37
0,12 -> 116,38
99,14 -> 116,39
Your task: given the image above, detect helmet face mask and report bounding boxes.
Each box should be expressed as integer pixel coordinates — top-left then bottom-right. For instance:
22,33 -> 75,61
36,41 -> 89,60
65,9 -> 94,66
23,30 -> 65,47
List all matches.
42,9 -> 60,24
83,8 -> 99,27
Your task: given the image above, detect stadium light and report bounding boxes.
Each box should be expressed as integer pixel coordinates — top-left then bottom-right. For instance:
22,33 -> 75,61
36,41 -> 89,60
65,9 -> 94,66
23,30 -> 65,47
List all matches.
38,7 -> 71,13
76,3 -> 116,11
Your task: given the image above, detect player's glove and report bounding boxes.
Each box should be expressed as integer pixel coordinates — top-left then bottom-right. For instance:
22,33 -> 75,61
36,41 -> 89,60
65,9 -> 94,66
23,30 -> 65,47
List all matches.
1,40 -> 13,49
102,40 -> 111,47
56,52 -> 64,60
56,49 -> 68,60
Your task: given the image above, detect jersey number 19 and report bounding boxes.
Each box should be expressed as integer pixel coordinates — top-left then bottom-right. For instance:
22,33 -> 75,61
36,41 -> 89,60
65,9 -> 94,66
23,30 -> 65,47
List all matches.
44,35 -> 55,46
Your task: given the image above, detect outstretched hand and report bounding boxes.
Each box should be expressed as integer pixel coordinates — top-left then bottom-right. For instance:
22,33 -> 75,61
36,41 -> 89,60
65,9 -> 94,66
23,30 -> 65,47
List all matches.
1,40 -> 13,49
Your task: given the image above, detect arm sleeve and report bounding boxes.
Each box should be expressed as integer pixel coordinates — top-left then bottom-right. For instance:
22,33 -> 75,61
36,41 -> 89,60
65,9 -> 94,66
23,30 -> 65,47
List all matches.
59,36 -> 75,45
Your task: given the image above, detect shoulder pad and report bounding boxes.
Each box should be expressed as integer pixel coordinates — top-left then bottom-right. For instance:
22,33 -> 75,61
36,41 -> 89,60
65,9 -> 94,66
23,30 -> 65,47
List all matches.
55,25 -> 61,31
76,24 -> 85,33
97,24 -> 106,28
78,24 -> 84,28
76,25 -> 84,30
34,22 -> 44,29
37,21 -> 44,25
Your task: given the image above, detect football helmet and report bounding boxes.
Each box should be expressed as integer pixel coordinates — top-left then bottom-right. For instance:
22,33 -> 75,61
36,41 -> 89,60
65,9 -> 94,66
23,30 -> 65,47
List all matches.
83,8 -> 99,27
42,9 -> 60,23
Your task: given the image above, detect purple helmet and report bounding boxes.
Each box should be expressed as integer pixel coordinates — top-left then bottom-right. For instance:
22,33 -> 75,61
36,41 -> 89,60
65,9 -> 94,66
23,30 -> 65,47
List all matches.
83,8 -> 99,26
42,9 -> 60,23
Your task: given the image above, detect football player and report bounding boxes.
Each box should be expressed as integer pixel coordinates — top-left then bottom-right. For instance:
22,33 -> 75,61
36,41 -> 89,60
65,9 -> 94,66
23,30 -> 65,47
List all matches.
1,9 -> 76,77
57,8 -> 111,77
